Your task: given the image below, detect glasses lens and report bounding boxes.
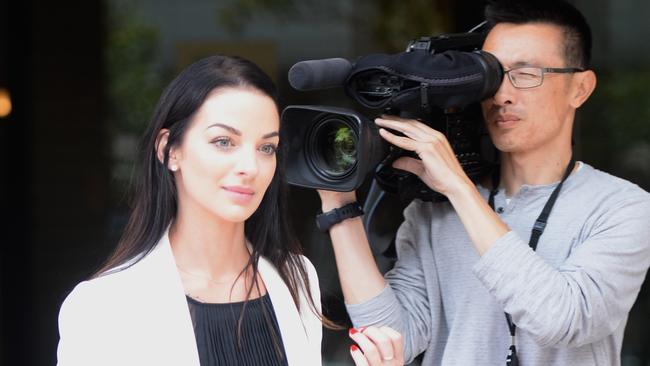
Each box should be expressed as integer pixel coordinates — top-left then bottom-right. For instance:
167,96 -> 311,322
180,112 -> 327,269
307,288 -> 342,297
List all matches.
510,67 -> 542,88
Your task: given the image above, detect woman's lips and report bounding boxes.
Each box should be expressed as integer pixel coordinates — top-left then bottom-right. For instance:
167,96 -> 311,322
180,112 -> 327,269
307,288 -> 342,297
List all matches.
222,186 -> 255,204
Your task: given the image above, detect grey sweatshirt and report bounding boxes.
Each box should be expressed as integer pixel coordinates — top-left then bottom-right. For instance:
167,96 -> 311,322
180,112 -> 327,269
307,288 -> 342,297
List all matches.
347,163 -> 650,365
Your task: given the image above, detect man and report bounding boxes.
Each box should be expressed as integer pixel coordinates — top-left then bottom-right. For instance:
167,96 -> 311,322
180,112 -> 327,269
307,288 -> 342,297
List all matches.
318,0 -> 650,365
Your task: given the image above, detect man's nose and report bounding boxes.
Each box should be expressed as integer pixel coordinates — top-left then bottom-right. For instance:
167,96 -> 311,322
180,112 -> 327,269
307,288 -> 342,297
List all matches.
491,73 -> 516,106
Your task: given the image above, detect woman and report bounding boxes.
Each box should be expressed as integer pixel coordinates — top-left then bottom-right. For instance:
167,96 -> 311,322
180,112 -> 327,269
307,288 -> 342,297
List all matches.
56,55 -> 322,366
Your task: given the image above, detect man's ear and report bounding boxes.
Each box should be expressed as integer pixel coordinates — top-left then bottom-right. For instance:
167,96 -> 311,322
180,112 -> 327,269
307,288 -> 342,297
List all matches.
155,129 -> 179,171
570,70 -> 597,109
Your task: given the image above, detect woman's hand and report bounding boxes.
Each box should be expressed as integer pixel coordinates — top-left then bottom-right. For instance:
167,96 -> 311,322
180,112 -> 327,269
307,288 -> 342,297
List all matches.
374,115 -> 474,198
349,326 -> 404,366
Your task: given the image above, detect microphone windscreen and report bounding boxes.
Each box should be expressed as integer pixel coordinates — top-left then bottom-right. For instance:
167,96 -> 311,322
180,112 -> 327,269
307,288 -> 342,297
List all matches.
288,58 -> 352,91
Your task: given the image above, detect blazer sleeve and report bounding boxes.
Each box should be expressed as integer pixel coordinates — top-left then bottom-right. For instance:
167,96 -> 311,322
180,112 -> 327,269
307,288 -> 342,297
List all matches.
57,281 -> 106,366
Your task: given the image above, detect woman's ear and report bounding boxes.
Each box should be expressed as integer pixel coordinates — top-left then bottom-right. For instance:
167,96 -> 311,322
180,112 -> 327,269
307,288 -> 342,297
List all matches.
570,70 -> 597,109
156,129 -> 179,171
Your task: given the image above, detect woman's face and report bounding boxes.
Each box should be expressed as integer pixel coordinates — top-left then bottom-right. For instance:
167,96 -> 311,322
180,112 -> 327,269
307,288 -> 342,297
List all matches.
168,87 -> 279,224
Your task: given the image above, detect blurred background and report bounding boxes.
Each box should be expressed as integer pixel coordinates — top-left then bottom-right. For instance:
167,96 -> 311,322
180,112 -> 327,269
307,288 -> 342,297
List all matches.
1,0 -> 649,365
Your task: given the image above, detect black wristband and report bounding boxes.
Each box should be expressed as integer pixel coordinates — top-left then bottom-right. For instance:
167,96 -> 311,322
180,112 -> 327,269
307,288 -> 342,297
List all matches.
316,202 -> 364,232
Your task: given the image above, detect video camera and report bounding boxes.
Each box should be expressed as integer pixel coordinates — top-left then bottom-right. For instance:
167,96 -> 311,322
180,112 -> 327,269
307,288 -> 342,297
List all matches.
282,28 -> 503,202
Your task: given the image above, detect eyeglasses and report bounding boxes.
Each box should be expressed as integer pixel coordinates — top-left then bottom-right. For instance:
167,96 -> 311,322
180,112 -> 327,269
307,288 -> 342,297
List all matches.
504,67 -> 585,89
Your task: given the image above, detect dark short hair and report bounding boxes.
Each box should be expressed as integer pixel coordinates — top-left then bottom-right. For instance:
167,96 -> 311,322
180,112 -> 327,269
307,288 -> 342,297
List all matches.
485,0 -> 592,69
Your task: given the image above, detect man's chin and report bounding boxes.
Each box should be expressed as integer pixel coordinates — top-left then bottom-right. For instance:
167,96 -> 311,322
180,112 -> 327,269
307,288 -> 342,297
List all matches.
492,139 -> 523,154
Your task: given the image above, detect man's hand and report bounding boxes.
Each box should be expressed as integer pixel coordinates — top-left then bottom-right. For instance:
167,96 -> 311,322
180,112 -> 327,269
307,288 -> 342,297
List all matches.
375,115 -> 509,255
374,115 -> 474,197
349,326 -> 404,366
317,189 -> 357,212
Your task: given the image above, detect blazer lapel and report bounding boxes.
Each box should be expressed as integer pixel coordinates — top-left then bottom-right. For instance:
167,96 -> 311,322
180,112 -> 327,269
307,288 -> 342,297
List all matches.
136,233 -> 201,365
141,236 -> 319,365
258,256 -> 311,365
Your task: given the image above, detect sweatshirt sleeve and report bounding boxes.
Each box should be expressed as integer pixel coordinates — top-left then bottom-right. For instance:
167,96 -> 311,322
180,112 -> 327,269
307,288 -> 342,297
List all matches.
346,201 -> 436,363
473,195 -> 650,348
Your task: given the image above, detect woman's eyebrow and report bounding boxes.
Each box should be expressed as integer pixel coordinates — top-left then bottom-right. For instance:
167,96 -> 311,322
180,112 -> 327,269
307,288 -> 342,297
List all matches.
206,123 -> 278,139
206,123 -> 241,135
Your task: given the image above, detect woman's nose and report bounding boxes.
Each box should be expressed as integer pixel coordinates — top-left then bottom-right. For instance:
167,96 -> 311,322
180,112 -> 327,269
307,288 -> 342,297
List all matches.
235,146 -> 259,177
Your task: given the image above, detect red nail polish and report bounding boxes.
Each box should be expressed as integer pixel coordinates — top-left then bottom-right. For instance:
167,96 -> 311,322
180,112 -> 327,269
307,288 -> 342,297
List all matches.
349,328 -> 358,335
350,345 -> 359,352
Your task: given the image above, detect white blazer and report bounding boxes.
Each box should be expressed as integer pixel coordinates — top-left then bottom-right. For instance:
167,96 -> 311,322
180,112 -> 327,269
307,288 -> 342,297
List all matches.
56,233 -> 323,366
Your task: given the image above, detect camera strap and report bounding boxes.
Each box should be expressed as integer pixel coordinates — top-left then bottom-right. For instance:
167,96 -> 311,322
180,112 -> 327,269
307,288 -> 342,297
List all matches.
487,156 -> 575,366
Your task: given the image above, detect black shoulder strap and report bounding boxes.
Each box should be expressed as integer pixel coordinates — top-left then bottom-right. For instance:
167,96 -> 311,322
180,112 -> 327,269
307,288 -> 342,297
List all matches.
487,157 -> 576,366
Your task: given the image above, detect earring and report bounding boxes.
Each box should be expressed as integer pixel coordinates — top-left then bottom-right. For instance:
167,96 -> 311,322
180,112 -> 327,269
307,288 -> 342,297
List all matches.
169,165 -> 178,172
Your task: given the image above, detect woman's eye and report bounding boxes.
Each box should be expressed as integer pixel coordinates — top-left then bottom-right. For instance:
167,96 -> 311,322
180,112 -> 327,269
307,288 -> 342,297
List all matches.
212,137 -> 233,149
260,144 -> 277,155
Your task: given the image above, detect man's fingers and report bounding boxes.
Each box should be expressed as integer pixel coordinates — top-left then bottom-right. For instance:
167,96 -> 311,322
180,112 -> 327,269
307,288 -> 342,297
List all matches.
378,128 -> 417,151
376,117 -> 442,142
376,118 -> 426,141
392,157 -> 424,177
379,114 -> 411,123
377,120 -> 450,159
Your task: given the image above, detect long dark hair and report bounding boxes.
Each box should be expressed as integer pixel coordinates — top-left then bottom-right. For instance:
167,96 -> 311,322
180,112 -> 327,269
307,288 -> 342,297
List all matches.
95,55 -> 326,332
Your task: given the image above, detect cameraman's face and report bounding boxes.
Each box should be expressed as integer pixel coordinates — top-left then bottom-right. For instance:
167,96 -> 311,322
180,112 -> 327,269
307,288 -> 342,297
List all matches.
480,22 -> 578,155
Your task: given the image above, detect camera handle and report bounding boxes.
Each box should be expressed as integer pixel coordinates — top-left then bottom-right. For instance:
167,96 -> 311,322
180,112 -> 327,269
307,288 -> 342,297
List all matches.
362,180 -> 385,234
362,179 -> 409,274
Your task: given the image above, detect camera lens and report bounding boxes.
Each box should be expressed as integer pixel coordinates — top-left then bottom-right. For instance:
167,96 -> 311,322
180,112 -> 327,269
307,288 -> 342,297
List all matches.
307,115 -> 358,179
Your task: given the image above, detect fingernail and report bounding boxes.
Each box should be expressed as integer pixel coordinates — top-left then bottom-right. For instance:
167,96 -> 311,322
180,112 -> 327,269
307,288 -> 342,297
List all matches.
349,328 -> 358,335
350,345 -> 359,352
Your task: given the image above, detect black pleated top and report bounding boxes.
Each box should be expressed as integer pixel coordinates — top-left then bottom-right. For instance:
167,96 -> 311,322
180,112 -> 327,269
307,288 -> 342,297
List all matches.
186,294 -> 288,366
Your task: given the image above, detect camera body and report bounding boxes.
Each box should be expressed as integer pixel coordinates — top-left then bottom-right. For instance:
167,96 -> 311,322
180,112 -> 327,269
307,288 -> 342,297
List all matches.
282,30 -> 503,202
